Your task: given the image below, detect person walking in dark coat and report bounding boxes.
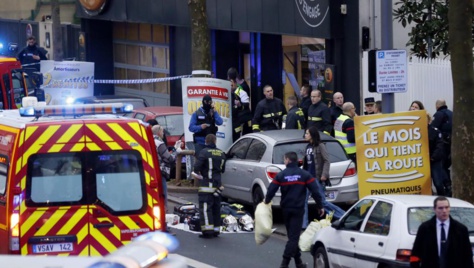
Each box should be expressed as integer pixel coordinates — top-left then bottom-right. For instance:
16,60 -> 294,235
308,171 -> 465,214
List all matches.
265,151 -> 324,268
285,96 -> 306,130
410,196 -> 473,268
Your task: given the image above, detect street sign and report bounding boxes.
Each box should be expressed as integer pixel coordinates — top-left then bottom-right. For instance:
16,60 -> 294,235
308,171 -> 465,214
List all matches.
369,49 -> 407,93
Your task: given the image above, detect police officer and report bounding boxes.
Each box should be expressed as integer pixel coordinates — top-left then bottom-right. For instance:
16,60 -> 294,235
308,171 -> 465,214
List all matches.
193,134 -> 226,238
334,102 -> 357,164
264,151 -> 324,268
17,36 -> 47,71
285,96 -> 306,130
188,94 -> 223,155
306,89 -> 332,134
230,74 -> 253,142
364,97 -> 376,115
252,85 -> 287,132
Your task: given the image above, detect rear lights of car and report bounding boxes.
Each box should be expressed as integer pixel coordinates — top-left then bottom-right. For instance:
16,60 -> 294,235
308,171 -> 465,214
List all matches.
343,161 -> 357,177
396,249 -> 412,262
265,166 -> 282,181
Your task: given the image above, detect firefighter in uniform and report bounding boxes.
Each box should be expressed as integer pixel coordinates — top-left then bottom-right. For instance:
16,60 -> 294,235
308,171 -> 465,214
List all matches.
252,85 -> 287,132
264,151 -> 324,268
334,102 -> 357,164
188,94 -> 223,156
230,76 -> 253,142
193,134 -> 226,238
284,96 -> 306,129
307,89 -> 332,135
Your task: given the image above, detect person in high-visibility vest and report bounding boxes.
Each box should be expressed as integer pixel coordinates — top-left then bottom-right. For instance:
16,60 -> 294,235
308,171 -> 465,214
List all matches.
334,102 -> 357,164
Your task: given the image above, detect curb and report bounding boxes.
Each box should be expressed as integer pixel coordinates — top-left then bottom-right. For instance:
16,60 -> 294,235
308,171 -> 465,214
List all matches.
167,185 -> 198,194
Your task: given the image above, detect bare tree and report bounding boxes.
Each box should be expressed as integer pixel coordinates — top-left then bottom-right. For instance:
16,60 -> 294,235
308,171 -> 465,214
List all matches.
51,0 -> 63,61
448,0 -> 474,201
188,0 -> 211,71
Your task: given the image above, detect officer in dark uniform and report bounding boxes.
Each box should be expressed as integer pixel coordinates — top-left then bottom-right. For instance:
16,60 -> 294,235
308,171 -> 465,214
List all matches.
193,134 -> 226,238
306,89 -> 332,135
188,95 -> 223,155
17,36 -> 47,71
264,151 -> 324,268
299,84 -> 312,119
252,85 -> 287,132
364,97 -> 376,115
285,96 -> 306,130
428,114 -> 450,196
230,75 -> 253,142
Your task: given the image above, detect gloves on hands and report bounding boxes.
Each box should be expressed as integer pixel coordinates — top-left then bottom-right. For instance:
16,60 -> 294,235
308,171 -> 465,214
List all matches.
174,140 -> 183,153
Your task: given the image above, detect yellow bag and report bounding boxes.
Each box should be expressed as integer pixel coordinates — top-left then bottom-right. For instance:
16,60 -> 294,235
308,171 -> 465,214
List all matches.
299,211 -> 334,251
254,202 -> 273,245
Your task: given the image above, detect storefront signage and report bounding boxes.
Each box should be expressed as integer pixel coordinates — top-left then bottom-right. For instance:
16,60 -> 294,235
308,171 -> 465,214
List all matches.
355,110 -> 432,198
181,78 -> 233,151
295,0 -> 330,28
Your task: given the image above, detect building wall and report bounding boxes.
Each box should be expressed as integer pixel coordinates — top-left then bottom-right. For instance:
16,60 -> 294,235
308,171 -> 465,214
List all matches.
0,0 -> 37,20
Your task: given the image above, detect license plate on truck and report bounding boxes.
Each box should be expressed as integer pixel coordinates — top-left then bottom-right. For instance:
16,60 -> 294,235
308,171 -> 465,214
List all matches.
32,242 -> 73,253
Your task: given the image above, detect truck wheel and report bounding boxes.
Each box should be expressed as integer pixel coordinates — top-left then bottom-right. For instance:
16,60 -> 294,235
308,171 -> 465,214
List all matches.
314,246 -> 329,268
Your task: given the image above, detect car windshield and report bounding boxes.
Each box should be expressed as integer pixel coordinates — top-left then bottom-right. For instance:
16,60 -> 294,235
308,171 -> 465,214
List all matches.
407,206 -> 474,235
155,114 -> 184,136
273,141 -> 348,164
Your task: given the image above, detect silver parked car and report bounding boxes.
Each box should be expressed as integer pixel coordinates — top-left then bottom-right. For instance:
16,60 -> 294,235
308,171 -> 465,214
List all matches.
221,129 -> 359,208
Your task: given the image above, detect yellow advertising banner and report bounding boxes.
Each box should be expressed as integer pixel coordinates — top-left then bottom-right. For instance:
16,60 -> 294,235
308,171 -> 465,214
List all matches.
354,110 -> 432,198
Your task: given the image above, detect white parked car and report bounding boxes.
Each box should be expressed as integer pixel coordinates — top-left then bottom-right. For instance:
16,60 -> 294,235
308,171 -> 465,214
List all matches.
311,195 -> 474,268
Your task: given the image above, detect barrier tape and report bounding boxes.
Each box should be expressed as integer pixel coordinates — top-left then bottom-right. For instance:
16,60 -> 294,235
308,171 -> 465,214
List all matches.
40,75 -> 192,86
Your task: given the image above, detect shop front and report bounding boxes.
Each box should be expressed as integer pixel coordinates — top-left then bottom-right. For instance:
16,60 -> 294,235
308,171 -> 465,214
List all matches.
76,0 -> 361,108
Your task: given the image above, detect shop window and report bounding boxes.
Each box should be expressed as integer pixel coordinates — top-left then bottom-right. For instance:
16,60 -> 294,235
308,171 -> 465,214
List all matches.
139,23 -> 152,42
140,46 -> 153,67
152,25 -> 167,43
114,44 -> 127,64
126,45 -> 140,65
113,22 -> 126,39
140,71 -> 153,91
127,23 -> 139,41
153,47 -> 168,69
154,73 -> 168,94
127,69 -> 140,90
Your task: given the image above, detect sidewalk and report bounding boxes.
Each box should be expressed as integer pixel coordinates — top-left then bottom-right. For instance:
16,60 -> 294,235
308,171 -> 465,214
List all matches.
167,184 -> 288,237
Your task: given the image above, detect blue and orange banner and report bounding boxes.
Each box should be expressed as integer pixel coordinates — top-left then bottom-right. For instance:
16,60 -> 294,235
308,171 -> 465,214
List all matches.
354,110 -> 432,198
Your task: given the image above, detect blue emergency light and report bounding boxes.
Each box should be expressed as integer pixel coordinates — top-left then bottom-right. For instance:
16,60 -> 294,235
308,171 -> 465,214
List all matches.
19,103 -> 134,117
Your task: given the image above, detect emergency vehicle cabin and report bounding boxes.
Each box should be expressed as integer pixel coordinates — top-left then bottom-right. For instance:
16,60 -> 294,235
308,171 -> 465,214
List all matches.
0,101 -> 166,256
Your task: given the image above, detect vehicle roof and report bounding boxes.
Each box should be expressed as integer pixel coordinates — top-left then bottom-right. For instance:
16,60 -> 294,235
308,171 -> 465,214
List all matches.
0,109 -> 141,129
132,106 -> 183,115
242,129 -> 335,143
75,95 -> 148,102
364,194 -> 474,208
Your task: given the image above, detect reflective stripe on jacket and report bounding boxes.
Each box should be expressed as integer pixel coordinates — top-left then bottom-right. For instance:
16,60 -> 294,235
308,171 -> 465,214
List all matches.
334,114 -> 356,154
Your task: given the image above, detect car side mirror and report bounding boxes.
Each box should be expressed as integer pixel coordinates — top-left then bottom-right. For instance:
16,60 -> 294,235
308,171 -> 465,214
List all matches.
331,219 -> 343,230
226,152 -> 234,159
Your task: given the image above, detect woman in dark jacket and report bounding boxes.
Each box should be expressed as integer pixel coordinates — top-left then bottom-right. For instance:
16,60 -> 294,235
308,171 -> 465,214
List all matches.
302,126 -> 345,229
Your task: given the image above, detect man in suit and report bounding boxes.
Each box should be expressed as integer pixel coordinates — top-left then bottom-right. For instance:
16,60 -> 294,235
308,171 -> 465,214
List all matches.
410,196 -> 473,268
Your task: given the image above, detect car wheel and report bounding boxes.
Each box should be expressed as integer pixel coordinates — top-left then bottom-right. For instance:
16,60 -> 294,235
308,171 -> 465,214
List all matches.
313,246 -> 329,268
252,187 -> 264,211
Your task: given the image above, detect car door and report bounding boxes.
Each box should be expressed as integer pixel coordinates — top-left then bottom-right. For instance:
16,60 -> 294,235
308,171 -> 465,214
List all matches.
327,199 -> 375,268
221,138 -> 251,200
356,200 -> 393,268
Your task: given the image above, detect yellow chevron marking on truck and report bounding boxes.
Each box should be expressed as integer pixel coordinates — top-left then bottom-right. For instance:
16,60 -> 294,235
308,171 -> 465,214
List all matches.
58,207 -> 88,234
20,207 -> 46,234
35,209 -> 69,236
139,212 -> 154,228
89,225 -> 117,253
76,223 -> 89,246
23,125 -> 61,165
57,124 -> 83,143
86,124 -> 114,141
